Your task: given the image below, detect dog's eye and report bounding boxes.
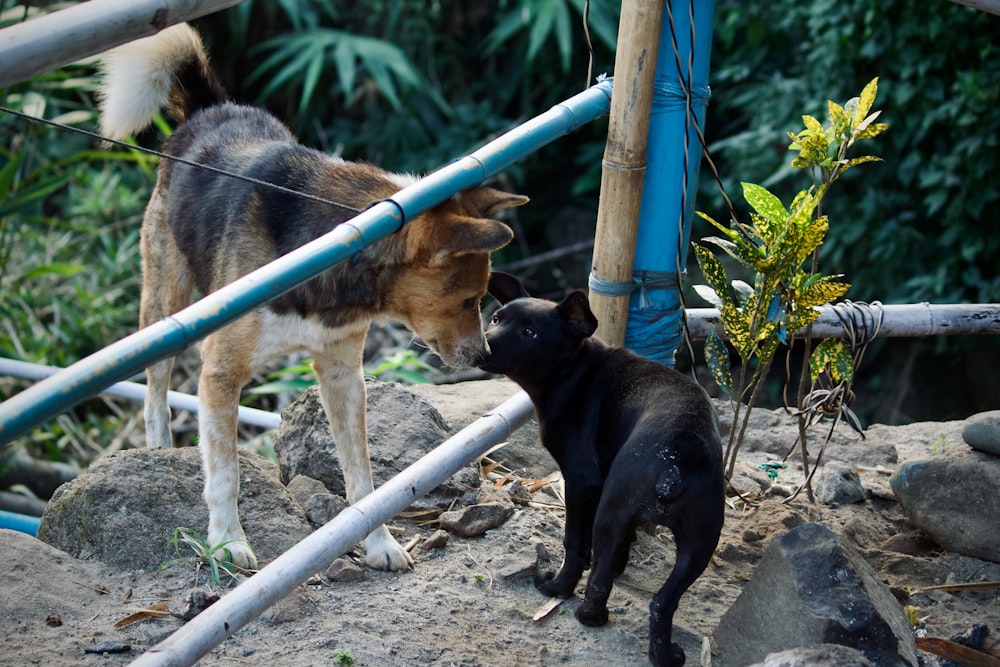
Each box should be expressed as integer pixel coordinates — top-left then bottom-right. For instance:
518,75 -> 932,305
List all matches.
462,297 -> 477,310
522,327 -> 537,339
491,313 -> 499,325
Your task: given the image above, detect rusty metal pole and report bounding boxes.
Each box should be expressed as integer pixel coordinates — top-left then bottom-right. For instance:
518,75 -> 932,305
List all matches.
588,0 -> 663,345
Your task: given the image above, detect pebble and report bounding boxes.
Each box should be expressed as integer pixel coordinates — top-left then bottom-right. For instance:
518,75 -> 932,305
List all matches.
963,410 -> 1000,456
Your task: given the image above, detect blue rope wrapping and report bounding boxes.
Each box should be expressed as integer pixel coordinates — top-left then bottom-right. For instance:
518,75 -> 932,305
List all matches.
650,80 -> 710,113
588,270 -> 679,308
626,292 -> 684,366
588,270 -> 683,365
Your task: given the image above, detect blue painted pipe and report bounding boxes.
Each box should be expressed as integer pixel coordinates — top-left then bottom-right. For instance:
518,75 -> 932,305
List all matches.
625,0 -> 715,365
0,509 -> 41,536
0,80 -> 613,447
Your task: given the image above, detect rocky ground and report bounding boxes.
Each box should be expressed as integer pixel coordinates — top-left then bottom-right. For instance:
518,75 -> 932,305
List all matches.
1,378 -> 999,666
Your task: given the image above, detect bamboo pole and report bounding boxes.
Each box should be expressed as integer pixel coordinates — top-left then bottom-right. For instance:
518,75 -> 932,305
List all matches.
588,0 -> 663,346
0,0 -> 246,89
684,303 -> 1000,340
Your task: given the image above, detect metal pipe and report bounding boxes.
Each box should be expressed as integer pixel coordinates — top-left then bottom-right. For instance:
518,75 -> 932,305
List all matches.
684,303 -> 1000,340
0,0 -> 246,89
0,358 -> 280,430
0,79 -> 613,447
129,390 -> 535,667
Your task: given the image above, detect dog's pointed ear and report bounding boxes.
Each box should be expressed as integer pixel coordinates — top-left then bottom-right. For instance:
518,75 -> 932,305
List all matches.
488,272 -> 529,305
460,187 -> 529,217
426,217 -> 514,266
557,291 -> 598,340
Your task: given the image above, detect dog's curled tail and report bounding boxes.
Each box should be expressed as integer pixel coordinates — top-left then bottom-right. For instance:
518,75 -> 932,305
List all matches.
98,23 -> 227,140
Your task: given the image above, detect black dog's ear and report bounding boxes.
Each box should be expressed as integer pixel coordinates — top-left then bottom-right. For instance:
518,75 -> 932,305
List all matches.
488,272 -> 530,305
557,291 -> 598,340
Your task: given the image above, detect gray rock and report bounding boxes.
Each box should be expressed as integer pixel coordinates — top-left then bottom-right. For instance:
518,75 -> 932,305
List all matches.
168,587 -> 220,621
418,529 -> 449,551
713,522 -> 918,667
963,410 -> 1000,455
816,464 -> 867,506
273,379 -> 479,508
890,447 -> 1000,563
37,447 -> 312,571
303,493 -> 349,527
409,378 -> 556,478
285,474 -> 330,508
748,644 -> 875,667
439,503 -> 514,538
324,558 -> 367,582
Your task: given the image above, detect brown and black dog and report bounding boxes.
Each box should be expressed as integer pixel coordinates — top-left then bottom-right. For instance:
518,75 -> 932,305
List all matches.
479,273 -> 724,666
98,24 -> 527,571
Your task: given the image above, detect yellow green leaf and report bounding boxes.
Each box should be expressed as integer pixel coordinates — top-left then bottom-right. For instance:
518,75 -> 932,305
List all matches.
693,245 -> 732,307
720,302 -> 752,359
810,338 -> 855,384
704,330 -> 732,393
797,277 -> 850,308
855,77 -> 879,127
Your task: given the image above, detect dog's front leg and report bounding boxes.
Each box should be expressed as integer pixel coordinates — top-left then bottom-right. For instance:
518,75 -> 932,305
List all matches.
314,335 -> 413,571
198,332 -> 257,570
536,478 -> 601,598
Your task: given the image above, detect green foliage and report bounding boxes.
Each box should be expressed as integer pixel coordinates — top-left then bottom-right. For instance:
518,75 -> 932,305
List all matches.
158,527 -> 250,587
705,0 -> 999,304
333,649 -> 355,666
1,62 -> 149,465
694,78 -> 886,476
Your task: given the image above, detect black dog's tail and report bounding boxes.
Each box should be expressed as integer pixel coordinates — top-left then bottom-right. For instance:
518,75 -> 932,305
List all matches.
98,23 -> 228,140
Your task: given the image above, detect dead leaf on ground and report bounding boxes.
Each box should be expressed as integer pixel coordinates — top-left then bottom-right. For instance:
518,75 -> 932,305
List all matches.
532,597 -> 563,622
114,602 -> 170,629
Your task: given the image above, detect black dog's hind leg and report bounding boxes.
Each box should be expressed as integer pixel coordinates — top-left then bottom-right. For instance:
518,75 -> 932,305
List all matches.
536,480 -> 602,598
648,510 -> 722,667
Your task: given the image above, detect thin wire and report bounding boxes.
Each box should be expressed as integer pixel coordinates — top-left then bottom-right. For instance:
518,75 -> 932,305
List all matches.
582,0 -> 595,89
0,104 -> 363,214
665,0 -> 699,373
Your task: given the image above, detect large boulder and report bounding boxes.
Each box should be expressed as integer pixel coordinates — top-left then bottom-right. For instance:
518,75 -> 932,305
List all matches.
713,522 -> 918,667
408,378 -> 555,478
273,379 -> 482,509
37,447 -> 311,571
890,446 -> 1000,562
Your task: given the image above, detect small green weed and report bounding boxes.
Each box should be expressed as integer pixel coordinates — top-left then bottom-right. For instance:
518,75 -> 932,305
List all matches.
158,527 -> 251,587
333,648 -> 355,665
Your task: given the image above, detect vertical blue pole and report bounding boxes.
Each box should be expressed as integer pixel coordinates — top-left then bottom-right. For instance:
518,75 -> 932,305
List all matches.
624,0 -> 715,365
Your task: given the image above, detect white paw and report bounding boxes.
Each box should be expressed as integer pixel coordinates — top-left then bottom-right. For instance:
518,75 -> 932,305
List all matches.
363,527 -> 413,571
212,538 -> 258,571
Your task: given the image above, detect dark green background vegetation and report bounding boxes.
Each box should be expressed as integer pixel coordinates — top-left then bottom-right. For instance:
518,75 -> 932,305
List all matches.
1,0 -> 997,465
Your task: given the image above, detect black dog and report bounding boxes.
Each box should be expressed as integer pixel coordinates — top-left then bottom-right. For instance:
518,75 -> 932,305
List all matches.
479,273 -> 725,667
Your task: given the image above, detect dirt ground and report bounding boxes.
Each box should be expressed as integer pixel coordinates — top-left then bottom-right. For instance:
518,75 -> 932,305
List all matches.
2,382 -> 999,666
